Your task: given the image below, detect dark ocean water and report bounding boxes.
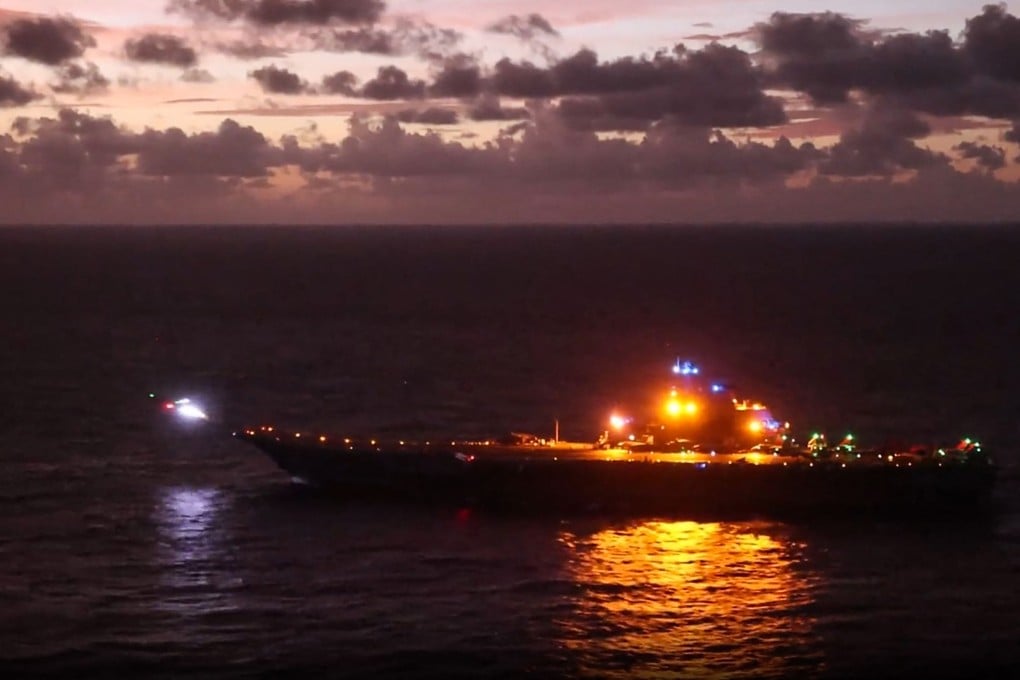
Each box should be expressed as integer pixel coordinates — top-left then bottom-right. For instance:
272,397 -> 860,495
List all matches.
1,224 -> 1018,678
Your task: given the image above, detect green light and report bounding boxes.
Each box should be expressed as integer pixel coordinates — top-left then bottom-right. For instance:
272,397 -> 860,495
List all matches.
148,392 -> 156,399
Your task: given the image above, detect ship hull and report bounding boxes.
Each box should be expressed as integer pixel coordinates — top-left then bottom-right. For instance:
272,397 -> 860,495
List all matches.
237,431 -> 998,519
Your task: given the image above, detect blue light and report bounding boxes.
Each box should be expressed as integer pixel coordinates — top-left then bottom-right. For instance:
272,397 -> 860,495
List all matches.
673,360 -> 699,376
711,383 -> 725,393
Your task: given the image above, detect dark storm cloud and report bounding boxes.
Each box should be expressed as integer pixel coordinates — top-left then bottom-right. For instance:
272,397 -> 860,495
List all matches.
0,71 -> 38,107
955,140 -> 1006,170
321,70 -> 358,95
820,107 -> 946,177
486,14 -> 559,41
360,66 -> 425,100
394,107 -> 458,125
167,0 -> 385,26
1,16 -> 95,65
249,64 -> 309,94
963,4 -> 1020,82
124,33 -> 198,67
51,62 -> 110,96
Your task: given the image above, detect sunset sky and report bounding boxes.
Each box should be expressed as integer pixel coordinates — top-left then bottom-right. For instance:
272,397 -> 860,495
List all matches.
1,0 -> 1018,224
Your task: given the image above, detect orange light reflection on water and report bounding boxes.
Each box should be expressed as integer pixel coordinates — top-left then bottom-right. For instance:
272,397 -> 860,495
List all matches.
556,521 -> 824,678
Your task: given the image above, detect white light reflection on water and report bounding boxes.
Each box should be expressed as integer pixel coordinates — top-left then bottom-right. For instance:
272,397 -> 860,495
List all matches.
162,487 -> 218,556
155,487 -> 240,620
556,520 -> 825,679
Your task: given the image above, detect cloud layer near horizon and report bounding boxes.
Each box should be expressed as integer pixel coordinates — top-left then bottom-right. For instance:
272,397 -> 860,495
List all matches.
0,2 -> 1018,223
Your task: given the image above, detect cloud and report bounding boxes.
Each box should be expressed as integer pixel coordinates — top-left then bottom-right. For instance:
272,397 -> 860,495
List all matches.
682,30 -> 752,41
3,108 -> 1020,224
464,44 -> 785,129
486,13 -> 559,62
321,70 -> 358,95
889,77 -> 1020,119
487,14 -> 559,41
1007,120 -> 1020,142
164,97 -> 220,104
181,68 -> 216,83
280,115 -> 489,177
491,58 -> 555,98
755,12 -> 968,104
136,119 -> 274,176
275,109 -> 816,187
310,17 -> 462,61
360,65 -> 425,100
394,107 -> 458,125
10,109 -> 139,192
753,6 -> 1020,119
249,64 -> 309,94
167,0 -> 385,26
536,44 -> 785,129
311,27 -> 394,53
124,33 -> 198,67
955,140 -> 1006,171
429,57 -> 482,97
820,107 -> 945,177
0,71 -> 39,107
963,4 -> 1020,82
51,62 -> 110,96
467,96 -> 529,121
210,38 -> 291,59
1,16 -> 95,65
755,11 -> 868,60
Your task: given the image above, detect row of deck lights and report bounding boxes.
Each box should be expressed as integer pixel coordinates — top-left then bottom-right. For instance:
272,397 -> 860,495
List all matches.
245,425 -> 501,451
